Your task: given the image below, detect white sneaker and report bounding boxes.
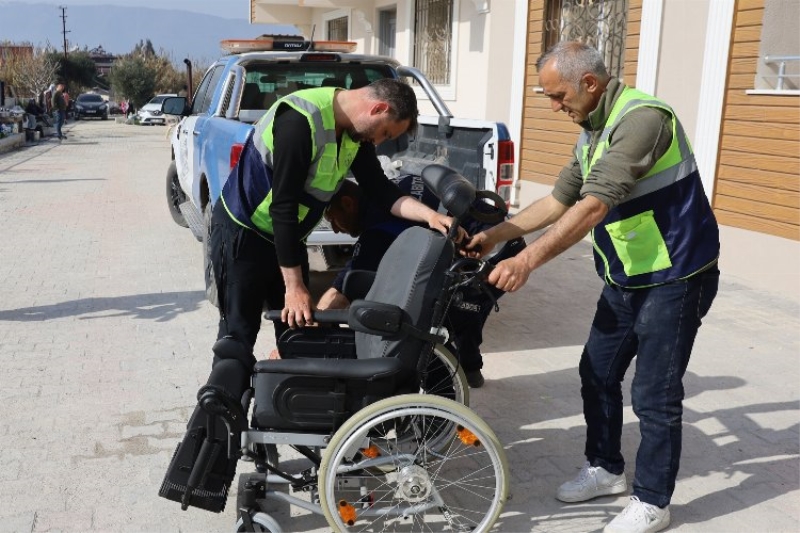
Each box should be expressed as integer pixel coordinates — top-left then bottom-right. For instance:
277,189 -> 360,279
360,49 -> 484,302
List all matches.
556,461 -> 627,502
604,496 -> 671,533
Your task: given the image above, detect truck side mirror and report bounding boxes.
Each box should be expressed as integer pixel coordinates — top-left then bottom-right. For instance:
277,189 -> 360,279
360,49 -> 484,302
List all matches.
162,96 -> 189,116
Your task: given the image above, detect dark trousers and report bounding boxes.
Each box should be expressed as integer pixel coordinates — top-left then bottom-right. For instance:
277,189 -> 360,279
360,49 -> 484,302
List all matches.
445,286 -> 503,372
53,110 -> 64,138
209,204 -> 309,369
580,266 -> 719,508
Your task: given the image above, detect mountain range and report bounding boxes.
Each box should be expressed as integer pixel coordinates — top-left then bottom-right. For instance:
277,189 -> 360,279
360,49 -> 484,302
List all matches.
0,1 -> 300,64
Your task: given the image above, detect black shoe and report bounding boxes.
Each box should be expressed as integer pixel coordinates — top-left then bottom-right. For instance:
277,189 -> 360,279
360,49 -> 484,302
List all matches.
465,370 -> 485,388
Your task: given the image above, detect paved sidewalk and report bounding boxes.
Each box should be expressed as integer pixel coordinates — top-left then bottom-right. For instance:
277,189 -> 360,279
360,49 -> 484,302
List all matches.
0,121 -> 797,532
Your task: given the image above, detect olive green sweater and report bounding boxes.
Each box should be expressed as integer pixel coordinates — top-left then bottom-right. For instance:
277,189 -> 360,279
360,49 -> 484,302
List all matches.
553,78 -> 674,210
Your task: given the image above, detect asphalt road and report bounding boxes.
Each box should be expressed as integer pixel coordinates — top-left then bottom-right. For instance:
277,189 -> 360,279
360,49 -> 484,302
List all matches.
0,120 -> 797,532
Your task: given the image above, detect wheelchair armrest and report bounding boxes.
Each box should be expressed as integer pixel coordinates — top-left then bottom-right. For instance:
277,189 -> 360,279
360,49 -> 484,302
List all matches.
264,309 -> 350,324
348,300 -> 403,335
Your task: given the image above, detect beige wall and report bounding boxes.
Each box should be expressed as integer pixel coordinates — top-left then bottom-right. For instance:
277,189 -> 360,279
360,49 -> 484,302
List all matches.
655,0 -> 710,146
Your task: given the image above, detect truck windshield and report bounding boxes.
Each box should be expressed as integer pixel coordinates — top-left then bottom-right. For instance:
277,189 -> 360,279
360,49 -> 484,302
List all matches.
239,64 -> 396,112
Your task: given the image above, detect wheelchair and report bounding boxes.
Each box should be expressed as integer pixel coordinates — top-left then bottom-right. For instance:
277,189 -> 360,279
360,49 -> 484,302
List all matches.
160,164 -> 511,532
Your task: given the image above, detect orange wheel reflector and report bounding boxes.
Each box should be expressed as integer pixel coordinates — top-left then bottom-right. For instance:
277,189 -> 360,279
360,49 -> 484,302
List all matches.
338,500 -> 357,526
360,445 -> 381,458
457,425 -> 481,446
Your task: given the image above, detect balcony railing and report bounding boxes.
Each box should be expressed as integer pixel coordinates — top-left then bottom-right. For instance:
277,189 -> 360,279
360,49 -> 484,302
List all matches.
763,55 -> 799,91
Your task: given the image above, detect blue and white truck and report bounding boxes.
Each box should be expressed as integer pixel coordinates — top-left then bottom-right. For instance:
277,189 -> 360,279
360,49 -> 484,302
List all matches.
162,37 -> 516,302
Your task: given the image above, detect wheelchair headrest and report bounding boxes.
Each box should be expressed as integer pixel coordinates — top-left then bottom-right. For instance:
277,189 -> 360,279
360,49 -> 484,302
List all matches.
421,163 -> 508,224
422,164 -> 475,219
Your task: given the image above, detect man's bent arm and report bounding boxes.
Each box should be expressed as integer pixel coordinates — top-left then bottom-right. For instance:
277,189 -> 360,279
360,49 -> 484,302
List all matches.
390,195 -> 456,236
488,195 -> 608,292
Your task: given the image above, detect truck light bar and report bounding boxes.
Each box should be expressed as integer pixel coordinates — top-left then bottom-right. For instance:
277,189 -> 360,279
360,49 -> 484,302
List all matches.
221,38 -> 357,54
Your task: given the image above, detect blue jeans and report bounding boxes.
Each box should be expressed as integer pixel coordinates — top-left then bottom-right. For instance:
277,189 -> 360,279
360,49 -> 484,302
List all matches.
54,110 -> 64,138
579,266 -> 719,508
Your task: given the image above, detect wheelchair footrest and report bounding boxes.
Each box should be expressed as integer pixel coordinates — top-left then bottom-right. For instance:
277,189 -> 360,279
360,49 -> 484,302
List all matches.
158,407 -> 238,513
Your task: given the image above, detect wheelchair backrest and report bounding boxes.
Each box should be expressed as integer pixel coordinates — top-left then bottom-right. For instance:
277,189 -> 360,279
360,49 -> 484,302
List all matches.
354,225 -> 453,367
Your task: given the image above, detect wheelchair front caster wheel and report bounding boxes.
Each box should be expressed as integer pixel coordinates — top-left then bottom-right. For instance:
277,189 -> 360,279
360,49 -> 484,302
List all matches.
234,511 -> 280,532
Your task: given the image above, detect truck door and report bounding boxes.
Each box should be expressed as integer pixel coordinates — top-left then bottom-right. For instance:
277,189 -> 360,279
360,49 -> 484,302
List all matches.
186,65 -> 227,204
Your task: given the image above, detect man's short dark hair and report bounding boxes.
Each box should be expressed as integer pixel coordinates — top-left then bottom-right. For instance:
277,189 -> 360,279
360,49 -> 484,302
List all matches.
331,179 -> 362,207
367,78 -> 419,135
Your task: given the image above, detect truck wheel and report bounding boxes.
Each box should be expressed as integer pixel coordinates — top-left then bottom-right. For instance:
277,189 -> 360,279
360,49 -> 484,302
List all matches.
203,203 -> 220,308
166,162 -> 189,227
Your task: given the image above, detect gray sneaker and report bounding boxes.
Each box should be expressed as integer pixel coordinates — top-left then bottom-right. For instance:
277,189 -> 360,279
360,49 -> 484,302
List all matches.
556,461 -> 627,503
603,496 -> 670,533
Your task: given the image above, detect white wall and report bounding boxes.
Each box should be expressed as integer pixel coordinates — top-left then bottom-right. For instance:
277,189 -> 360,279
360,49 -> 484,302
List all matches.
655,0 -> 710,146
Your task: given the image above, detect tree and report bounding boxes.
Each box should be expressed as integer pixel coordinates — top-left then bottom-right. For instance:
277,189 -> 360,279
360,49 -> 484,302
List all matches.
109,55 -> 157,108
5,48 -> 59,101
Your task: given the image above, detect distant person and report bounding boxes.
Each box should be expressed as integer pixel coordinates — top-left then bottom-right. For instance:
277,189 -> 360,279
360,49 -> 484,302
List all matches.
25,98 -> 43,130
51,83 -> 67,140
178,85 -> 188,98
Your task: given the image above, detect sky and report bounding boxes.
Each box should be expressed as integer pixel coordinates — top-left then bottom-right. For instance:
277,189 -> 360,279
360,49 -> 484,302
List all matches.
25,0 -> 252,20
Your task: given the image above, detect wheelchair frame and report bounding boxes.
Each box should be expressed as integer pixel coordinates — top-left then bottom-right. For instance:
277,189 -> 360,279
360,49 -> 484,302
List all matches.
162,165 -> 512,532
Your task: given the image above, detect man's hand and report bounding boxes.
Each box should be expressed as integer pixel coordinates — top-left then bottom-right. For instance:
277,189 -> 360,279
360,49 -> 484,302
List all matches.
280,266 -> 314,328
486,255 -> 531,292
427,212 -> 467,242
461,231 -> 497,259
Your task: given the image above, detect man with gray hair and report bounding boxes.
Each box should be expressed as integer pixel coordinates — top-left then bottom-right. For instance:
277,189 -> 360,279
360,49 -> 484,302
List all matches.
465,41 -> 720,533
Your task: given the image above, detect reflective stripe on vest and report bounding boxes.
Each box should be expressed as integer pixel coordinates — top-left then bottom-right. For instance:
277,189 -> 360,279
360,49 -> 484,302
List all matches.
577,87 -> 719,288
221,87 -> 359,241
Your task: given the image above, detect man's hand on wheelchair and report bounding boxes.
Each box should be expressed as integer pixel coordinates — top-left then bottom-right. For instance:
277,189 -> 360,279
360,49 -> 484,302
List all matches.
487,255 -> 531,292
427,212 -> 467,243
282,285 -> 316,329
461,231 -> 494,259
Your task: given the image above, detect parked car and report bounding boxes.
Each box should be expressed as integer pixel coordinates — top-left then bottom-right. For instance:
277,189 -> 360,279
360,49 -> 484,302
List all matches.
137,94 -> 177,125
73,93 -> 109,120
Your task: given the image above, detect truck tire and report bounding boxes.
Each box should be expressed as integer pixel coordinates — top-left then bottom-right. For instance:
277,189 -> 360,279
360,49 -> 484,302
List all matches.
203,203 -> 220,308
166,162 -> 189,227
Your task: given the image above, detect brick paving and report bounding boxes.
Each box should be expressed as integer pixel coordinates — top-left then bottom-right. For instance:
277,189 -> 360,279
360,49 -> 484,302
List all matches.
0,120 -> 797,532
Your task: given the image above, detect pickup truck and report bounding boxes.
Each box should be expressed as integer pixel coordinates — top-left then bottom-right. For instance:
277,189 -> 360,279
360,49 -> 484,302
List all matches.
162,38 -> 516,304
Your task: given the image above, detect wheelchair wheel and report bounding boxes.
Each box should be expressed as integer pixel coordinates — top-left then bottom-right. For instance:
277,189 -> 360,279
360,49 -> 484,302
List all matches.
319,394 -> 509,532
234,511 -> 280,532
423,344 -> 469,407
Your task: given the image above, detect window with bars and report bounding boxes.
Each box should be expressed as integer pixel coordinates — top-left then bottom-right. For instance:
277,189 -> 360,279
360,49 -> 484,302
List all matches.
413,0 -> 453,85
542,0 -> 628,78
327,16 -> 349,41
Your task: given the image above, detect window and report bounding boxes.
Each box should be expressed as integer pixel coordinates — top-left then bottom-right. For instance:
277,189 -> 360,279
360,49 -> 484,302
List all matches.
379,8 -> 397,58
326,16 -> 349,41
542,0 -> 628,78
193,65 -> 224,115
414,0 -> 453,85
752,0 -> 799,93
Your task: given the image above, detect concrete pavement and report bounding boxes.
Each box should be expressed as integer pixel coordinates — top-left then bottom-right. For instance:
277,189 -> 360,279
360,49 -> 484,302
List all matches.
0,120 -> 797,532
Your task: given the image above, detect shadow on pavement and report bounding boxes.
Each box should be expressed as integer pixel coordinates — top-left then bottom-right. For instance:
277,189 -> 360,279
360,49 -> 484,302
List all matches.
471,368 -> 798,532
0,290 -> 206,322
